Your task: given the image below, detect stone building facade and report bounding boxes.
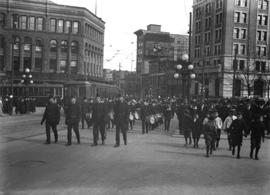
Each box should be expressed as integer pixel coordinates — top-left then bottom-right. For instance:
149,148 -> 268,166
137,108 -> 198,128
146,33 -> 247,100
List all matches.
134,24 -> 189,98
191,0 -> 270,98
0,0 -> 105,98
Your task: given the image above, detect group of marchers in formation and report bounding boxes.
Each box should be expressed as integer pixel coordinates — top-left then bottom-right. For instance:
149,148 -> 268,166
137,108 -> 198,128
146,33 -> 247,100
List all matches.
41,95 -> 268,160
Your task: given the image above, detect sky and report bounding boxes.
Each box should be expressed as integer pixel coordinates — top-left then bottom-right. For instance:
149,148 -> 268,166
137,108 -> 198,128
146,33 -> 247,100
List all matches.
53,0 -> 193,71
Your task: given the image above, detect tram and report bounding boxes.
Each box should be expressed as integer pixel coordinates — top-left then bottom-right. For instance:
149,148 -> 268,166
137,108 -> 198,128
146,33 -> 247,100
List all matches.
0,81 -> 120,106
64,81 -> 120,100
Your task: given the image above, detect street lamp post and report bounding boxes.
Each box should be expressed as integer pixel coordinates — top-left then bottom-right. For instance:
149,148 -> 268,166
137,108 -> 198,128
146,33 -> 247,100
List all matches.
21,68 -> 33,97
174,54 -> 195,102
232,48 -> 238,98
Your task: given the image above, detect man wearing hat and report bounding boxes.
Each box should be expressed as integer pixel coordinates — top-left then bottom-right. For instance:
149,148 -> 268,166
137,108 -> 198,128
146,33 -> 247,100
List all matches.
223,109 -> 236,150
113,95 -> 129,147
65,96 -> 81,146
91,96 -> 106,146
203,109 -> 217,157
246,115 -> 265,160
41,96 -> 60,144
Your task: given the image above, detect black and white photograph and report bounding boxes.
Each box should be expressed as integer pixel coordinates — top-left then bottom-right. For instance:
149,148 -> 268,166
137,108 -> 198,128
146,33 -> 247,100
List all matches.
0,0 -> 270,194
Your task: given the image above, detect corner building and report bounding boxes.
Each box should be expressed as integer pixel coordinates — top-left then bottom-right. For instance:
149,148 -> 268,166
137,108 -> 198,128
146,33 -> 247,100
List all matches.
191,0 -> 270,98
135,24 -> 189,97
0,0 -> 105,99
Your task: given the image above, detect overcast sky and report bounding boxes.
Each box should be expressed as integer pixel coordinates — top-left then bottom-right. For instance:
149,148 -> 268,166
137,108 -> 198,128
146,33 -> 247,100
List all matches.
53,0 -> 193,71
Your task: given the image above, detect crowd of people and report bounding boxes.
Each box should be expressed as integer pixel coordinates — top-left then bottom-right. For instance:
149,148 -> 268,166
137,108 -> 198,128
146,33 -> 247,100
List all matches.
0,95 -> 36,116
40,95 -> 268,159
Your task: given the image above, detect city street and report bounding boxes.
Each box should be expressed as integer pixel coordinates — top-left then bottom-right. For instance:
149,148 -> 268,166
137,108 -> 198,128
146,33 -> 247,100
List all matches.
0,108 -> 270,195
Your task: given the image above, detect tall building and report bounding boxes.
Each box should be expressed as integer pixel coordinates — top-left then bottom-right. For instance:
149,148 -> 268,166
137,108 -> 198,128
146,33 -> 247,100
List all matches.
191,0 -> 270,98
0,0 -> 107,99
134,24 -> 189,97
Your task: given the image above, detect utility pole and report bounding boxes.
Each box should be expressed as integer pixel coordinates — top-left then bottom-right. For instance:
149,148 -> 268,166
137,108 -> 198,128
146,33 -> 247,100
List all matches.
232,49 -> 237,98
11,39 -> 14,96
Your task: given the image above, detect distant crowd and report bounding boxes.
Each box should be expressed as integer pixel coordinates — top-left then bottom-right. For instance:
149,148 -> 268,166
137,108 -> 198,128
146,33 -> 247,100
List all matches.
0,95 -> 36,116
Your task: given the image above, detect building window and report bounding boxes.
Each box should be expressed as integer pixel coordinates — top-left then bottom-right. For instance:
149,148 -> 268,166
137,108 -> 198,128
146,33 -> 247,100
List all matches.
258,0 -> 269,10
20,16 -> 27,29
257,31 -> 267,41
13,14 -> 19,29
49,59 -> 57,72
240,44 -> 246,55
64,21 -> 71,33
35,39 -> 43,53
71,41 -> 78,53
256,61 -> 266,72
216,13 -> 223,25
0,13 -> 5,27
195,7 -> 201,19
29,16 -> 35,30
24,37 -> 32,51
50,40 -> 57,52
233,44 -> 239,55
261,46 -> 267,56
239,60 -> 245,70
205,17 -> 211,30
235,0 -> 241,6
0,36 -> 4,49
215,28 -> 222,42
36,17 -> 43,31
205,3 -> 211,15
57,20 -> 64,33
50,19 -> 56,32
234,28 -> 240,39
0,55 -> 4,71
216,0 -> 223,9
241,29 -> 247,39
70,61 -> 77,74
234,12 -> 240,23
241,12 -> 247,23
257,46 -> 267,56
61,40 -> 68,53
13,36 -> 20,50
72,21 -> 79,34
60,60 -> 66,73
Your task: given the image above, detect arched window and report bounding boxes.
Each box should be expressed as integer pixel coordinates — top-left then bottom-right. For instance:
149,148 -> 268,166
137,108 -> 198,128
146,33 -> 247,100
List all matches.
50,40 -> 57,52
71,41 -> 78,54
61,40 -> 68,53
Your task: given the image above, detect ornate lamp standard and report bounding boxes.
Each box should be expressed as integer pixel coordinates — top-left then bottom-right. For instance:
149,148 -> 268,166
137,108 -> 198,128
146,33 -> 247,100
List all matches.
174,54 -> 196,102
21,68 -> 33,97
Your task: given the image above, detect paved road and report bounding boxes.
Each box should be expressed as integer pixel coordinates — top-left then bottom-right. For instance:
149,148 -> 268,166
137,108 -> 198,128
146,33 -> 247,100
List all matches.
0,109 -> 270,195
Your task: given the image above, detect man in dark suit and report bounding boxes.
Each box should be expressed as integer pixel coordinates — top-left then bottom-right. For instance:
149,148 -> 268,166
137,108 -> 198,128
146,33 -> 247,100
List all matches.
114,95 -> 129,147
65,96 -> 81,146
91,96 -> 106,146
41,96 -> 60,144
140,101 -> 150,134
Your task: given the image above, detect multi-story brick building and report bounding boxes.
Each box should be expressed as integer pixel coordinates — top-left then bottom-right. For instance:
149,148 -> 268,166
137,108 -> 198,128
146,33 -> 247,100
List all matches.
191,0 -> 270,98
134,24 -> 189,97
0,0 -> 110,99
